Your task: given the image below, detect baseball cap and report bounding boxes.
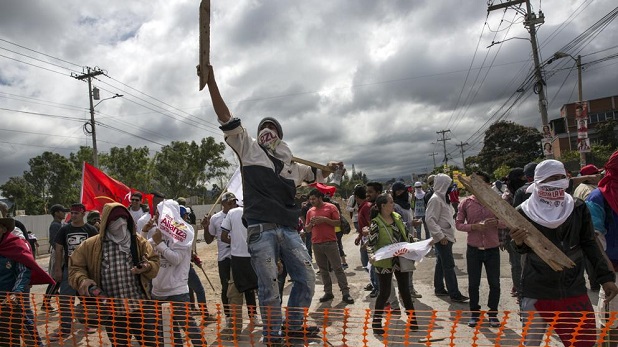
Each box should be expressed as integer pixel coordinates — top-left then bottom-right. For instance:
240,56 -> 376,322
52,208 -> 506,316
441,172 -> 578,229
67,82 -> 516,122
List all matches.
524,162 -> 538,178
50,204 -> 70,216
414,181 -> 422,188
86,211 -> 101,223
580,164 -> 600,176
221,192 -> 238,203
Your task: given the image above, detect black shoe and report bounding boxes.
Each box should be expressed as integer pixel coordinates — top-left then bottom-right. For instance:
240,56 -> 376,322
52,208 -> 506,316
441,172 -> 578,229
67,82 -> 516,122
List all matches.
451,295 -> 469,303
319,293 -> 334,302
285,326 -> 320,339
342,294 -> 355,304
434,290 -> 449,297
411,289 -> 423,298
372,321 -> 384,335
364,283 -> 374,291
369,289 -> 379,298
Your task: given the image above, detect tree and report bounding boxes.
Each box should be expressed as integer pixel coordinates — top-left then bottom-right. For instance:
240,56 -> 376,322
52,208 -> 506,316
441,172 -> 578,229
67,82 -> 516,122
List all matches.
594,120 -> 618,148
68,146 -> 95,170
0,176 -> 38,215
152,138 -> 230,198
476,121 -> 542,174
23,151 -> 80,214
100,145 -> 152,192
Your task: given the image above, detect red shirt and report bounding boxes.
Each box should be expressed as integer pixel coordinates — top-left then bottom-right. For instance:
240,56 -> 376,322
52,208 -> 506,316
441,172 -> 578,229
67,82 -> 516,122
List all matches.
455,196 -> 505,249
357,200 -> 372,231
306,202 -> 339,244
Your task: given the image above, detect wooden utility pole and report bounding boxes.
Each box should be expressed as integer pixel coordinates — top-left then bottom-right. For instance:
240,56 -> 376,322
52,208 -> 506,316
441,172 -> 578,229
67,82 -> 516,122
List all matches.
73,67 -> 104,167
429,152 -> 439,169
456,141 -> 468,170
436,130 -> 451,166
488,0 -> 552,158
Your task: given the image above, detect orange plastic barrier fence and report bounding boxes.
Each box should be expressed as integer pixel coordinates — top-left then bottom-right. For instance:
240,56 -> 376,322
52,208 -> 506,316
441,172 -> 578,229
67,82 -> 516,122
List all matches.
0,292 -> 617,346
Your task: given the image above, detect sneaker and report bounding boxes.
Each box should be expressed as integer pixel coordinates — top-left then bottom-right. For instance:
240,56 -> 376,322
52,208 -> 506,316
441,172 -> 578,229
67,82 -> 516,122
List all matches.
319,293 -> 334,302
342,294 -> 355,304
434,289 -> 449,297
489,316 -> 500,328
369,289 -> 379,298
84,327 -> 97,334
411,289 -> 423,298
48,331 -> 68,342
285,326 -> 320,339
364,283 -> 374,291
342,263 -> 349,270
467,317 -> 479,327
451,295 -> 469,303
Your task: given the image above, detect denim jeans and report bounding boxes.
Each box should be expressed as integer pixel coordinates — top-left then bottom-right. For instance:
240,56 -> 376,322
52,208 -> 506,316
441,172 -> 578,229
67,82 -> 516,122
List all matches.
467,246 -> 501,316
187,266 -> 206,306
218,258 -> 231,317
434,241 -> 463,299
360,245 -> 369,268
248,225 -> 315,339
58,267 -> 77,334
303,231 -> 313,259
507,241 -> 522,294
152,293 -> 206,347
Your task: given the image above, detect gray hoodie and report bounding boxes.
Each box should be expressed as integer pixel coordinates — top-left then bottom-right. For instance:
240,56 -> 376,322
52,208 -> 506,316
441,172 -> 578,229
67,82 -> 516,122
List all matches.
426,174 -> 456,243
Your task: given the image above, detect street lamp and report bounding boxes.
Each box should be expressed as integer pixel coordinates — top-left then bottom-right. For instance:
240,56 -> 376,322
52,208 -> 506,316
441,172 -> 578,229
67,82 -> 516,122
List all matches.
547,51 -> 584,164
85,88 -> 123,167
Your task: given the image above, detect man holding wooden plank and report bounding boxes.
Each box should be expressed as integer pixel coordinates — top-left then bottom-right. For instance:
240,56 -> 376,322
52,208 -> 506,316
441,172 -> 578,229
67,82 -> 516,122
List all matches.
510,159 -> 618,347
205,65 -> 322,345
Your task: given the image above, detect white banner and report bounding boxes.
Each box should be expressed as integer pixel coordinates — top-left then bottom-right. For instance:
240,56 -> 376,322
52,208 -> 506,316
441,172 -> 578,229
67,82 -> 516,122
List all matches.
157,199 -> 194,246
226,167 -> 244,206
372,238 -> 433,262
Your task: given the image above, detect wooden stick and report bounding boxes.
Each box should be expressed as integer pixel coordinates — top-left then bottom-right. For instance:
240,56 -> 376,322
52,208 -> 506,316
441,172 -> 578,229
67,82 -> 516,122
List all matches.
292,156 -> 331,173
458,173 -> 575,271
197,0 -> 210,91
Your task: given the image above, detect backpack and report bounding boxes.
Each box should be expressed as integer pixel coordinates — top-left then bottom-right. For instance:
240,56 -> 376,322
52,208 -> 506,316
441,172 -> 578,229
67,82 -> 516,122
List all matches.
340,216 -> 352,234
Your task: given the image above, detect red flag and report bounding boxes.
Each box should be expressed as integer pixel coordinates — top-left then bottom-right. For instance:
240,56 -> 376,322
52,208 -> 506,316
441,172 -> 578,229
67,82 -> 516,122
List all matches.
80,162 -> 152,213
308,182 -> 337,197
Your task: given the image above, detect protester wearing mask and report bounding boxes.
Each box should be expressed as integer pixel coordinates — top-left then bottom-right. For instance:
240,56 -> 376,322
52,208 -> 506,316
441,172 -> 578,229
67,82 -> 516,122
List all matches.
206,65 -> 320,344
69,203 -> 161,346
503,168 -> 527,298
511,159 -> 618,347
411,181 -> 430,240
586,150 -> 618,345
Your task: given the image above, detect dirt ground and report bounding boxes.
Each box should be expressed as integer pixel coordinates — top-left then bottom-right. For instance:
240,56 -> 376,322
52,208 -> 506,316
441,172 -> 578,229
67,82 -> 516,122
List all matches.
27,208 -> 596,346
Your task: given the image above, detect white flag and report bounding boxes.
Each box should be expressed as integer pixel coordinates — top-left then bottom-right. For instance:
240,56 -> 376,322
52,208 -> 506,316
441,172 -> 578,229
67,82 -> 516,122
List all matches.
157,199 -> 194,246
226,167 -> 244,206
372,238 -> 433,262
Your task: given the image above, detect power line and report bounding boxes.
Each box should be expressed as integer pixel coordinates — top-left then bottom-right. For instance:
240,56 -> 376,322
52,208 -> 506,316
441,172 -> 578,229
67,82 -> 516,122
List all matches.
0,38 -> 83,68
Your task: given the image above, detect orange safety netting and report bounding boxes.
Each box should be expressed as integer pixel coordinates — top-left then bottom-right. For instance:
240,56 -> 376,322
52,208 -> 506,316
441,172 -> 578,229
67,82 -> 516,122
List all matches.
0,292 -> 617,346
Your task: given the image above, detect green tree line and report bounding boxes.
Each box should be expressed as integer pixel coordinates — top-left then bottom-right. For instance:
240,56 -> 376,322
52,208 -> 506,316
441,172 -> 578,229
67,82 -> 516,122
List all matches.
1,137 -> 230,215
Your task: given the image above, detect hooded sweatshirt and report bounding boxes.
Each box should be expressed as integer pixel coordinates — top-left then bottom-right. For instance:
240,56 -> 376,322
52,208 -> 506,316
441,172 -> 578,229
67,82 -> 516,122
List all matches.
426,174 -> 456,243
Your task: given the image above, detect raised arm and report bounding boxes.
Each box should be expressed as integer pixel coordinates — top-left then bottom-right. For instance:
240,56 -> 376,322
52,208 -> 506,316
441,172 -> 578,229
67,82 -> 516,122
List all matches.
206,65 -> 232,123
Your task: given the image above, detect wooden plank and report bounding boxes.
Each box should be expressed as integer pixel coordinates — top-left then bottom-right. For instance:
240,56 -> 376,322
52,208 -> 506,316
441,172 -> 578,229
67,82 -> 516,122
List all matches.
291,156 -> 331,173
458,173 -> 575,271
197,0 -> 210,91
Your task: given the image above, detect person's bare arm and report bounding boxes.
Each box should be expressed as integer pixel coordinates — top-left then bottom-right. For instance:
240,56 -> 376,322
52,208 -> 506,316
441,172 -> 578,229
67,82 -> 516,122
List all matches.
206,65 -> 232,123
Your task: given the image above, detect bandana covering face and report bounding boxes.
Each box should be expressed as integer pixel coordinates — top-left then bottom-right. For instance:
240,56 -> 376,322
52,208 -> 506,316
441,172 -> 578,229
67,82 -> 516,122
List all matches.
599,150 -> 618,215
106,217 -> 131,254
257,128 -> 292,164
521,160 -> 574,229
414,187 -> 425,200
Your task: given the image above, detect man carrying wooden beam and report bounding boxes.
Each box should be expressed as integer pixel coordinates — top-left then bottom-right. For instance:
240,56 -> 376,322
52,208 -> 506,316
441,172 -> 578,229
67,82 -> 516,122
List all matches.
510,159 -> 618,347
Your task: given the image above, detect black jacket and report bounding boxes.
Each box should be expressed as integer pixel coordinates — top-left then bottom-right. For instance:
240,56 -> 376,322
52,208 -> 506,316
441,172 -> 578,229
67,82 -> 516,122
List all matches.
513,199 -> 615,299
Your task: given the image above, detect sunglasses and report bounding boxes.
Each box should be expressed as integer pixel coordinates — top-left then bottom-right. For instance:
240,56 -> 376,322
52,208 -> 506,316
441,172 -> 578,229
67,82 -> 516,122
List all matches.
131,199 -> 140,202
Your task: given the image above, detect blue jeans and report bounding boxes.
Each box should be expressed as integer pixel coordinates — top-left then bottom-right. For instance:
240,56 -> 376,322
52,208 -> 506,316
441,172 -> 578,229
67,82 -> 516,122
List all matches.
248,225 -> 315,339
187,266 -> 206,306
303,231 -> 313,259
152,293 -> 206,347
507,241 -> 522,294
434,241 -> 463,299
467,246 -> 501,316
59,267 -> 77,334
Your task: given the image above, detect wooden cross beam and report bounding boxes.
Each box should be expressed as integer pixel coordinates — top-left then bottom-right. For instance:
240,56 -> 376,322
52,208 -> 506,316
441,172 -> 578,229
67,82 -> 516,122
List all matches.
197,0 -> 210,91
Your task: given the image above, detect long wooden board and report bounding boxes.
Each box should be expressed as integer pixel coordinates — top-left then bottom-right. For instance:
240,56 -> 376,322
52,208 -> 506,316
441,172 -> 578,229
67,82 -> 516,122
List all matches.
197,0 -> 210,91
292,156 -> 331,173
458,174 -> 575,271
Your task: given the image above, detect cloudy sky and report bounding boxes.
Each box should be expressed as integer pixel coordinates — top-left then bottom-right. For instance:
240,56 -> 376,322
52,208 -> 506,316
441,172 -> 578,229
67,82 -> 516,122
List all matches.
1,0 -> 616,186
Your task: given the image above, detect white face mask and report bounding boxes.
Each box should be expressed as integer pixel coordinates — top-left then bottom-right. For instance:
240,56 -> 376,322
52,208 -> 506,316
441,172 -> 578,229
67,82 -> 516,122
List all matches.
536,178 -> 569,202
257,128 -> 281,152
109,217 -> 128,233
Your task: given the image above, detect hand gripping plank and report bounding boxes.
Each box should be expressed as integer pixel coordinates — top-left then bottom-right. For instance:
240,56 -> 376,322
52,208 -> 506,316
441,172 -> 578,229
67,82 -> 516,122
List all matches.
197,0 -> 210,91
458,173 -> 575,271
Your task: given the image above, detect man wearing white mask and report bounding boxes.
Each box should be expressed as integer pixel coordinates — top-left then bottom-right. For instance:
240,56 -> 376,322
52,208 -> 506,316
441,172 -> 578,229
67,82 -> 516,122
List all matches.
510,159 -> 618,347
206,65 -> 318,345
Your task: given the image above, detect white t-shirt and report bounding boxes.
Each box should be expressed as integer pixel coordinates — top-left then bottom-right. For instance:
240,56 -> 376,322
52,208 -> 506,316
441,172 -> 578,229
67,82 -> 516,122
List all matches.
221,207 -> 250,257
208,210 -> 232,261
129,208 -> 146,228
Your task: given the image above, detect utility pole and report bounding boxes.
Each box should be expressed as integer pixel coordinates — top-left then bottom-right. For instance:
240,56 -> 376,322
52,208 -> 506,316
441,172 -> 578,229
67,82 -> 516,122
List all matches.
73,67 -> 104,167
488,0 -> 552,158
436,130 -> 451,166
456,141 -> 468,170
429,152 -> 439,169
